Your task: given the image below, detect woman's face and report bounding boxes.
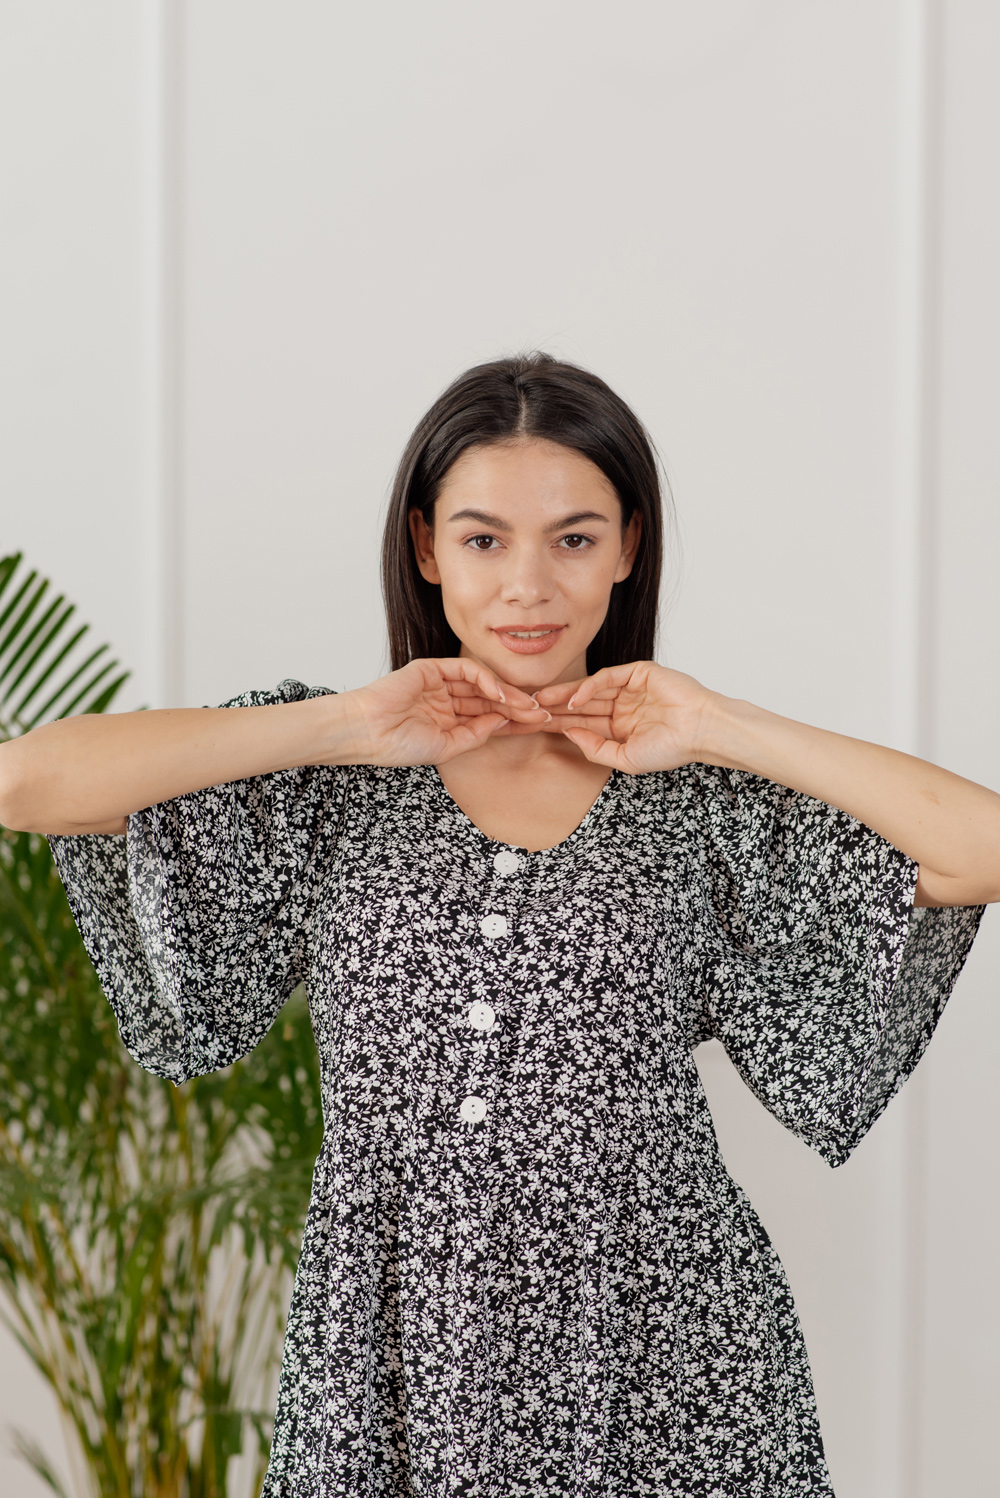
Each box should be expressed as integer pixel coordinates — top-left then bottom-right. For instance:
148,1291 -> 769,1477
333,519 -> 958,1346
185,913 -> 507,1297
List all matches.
409,437 -> 641,690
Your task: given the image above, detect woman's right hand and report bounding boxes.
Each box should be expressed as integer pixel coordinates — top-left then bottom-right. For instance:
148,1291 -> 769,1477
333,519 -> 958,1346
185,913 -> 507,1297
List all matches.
341,658 -> 544,767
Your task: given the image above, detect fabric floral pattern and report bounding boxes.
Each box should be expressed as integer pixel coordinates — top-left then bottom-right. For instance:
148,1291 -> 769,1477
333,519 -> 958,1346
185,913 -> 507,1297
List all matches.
48,679 -> 984,1498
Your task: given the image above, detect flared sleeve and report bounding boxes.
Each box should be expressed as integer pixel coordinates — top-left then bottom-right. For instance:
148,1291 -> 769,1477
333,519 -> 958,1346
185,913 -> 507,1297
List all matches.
690,763 -> 985,1166
47,679 -> 346,1085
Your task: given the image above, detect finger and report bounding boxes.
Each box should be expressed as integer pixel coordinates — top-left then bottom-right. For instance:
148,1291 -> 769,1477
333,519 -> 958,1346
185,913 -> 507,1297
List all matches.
499,700 -> 552,721
495,677 -> 547,711
450,700 -> 498,719
441,711 -> 508,755
431,657 -> 510,706
561,726 -> 635,770
434,658 -> 542,712
563,662 -> 638,711
453,696 -> 552,722
540,712 -> 616,736
530,681 -> 625,707
491,718 -> 535,736
446,678 -> 545,705
492,715 -> 569,735
490,715 -> 550,736
533,678 -> 623,709
531,679 -> 585,708
543,697 -> 618,717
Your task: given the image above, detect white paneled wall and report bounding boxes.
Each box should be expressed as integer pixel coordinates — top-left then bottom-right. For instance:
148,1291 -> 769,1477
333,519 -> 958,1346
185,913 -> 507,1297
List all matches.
0,7 -> 145,1496
1,4 -> 997,1495
918,4 -> 1000,1494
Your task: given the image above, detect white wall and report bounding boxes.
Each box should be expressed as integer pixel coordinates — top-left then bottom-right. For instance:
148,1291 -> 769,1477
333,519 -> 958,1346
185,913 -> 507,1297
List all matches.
1,3 -> 997,1495
0,8 -> 144,1495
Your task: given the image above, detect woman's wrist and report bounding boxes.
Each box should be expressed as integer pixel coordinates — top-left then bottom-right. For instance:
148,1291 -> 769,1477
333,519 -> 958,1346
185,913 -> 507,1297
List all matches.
306,689 -> 374,767
695,692 -> 779,774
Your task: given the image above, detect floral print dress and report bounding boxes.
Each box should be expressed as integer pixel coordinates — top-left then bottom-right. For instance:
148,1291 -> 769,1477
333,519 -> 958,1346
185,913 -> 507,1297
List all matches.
48,679 -> 984,1498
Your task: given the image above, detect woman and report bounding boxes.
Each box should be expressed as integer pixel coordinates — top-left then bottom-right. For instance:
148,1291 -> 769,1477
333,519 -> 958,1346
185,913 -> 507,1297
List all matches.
1,353 -> 996,1497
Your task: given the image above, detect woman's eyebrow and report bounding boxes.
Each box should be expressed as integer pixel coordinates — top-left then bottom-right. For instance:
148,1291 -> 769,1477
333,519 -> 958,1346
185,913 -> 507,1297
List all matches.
445,508 -> 511,529
445,508 -> 611,531
546,511 -> 611,531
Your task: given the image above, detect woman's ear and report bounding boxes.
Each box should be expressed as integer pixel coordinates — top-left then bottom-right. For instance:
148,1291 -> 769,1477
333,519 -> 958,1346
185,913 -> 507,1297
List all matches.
614,511 -> 642,583
408,508 -> 441,585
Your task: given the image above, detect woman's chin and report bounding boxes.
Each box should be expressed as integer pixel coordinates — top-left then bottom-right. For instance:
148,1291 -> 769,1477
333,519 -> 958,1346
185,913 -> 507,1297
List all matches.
459,635 -> 586,689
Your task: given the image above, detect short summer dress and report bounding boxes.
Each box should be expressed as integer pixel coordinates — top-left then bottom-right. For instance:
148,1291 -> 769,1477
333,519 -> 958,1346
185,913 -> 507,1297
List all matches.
48,679 -> 985,1498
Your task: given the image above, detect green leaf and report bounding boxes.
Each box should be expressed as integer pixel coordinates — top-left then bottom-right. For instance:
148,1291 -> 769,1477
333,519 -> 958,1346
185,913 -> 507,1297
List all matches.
0,554 -> 128,739
6,1428 -> 72,1497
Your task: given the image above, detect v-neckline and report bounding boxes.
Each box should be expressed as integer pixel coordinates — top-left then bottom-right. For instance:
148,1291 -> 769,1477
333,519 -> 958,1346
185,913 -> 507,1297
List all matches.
426,762 -> 619,858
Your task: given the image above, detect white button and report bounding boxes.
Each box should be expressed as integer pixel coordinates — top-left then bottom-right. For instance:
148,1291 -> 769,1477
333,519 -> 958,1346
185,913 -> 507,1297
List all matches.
493,848 -> 521,876
459,1095 -> 487,1124
479,913 -> 508,940
468,1001 -> 496,1031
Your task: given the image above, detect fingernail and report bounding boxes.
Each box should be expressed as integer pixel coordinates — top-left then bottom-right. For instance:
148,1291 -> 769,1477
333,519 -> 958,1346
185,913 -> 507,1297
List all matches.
567,694 -> 577,710
543,710 -> 552,722
497,687 -> 506,703
529,694 -> 542,710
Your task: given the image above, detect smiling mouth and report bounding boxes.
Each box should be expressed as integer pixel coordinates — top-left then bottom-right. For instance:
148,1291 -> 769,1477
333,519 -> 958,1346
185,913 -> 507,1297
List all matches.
492,625 -> 566,654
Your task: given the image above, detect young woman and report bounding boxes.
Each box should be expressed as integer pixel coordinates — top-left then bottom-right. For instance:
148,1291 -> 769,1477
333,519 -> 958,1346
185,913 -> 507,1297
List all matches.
1,353 -> 997,1497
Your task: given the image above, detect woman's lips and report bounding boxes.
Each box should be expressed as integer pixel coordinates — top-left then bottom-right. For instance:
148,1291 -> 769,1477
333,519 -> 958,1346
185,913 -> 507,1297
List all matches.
491,626 -> 566,655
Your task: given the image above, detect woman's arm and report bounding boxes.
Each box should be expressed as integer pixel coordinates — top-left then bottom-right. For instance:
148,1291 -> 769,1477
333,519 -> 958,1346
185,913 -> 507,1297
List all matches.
538,663 -> 1000,908
0,661 -> 540,836
0,696 -> 359,835
703,696 -> 1000,908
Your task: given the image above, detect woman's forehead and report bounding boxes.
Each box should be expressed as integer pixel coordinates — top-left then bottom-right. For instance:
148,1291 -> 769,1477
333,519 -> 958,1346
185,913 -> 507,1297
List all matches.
436,439 -> 619,521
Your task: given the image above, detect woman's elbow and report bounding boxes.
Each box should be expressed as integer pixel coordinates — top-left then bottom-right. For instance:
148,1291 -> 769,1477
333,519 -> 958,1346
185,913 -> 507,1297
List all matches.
0,742 -> 126,835
915,865 -> 1000,907
0,747 -> 35,831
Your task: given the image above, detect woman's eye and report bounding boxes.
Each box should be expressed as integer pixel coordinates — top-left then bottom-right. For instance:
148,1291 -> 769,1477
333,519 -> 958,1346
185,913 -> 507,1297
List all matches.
463,533 -> 592,552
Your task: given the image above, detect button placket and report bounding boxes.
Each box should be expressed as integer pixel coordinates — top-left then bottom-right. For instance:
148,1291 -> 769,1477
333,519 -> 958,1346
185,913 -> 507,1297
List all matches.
457,844 -> 524,1129
477,842 -> 524,948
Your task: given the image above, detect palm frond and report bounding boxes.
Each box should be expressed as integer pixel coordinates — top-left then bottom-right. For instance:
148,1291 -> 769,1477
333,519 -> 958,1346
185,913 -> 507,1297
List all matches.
0,554 -> 130,738
6,1428 -> 73,1498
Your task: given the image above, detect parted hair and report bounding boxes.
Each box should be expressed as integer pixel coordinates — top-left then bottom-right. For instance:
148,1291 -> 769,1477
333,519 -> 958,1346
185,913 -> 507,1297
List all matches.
381,352 -> 665,674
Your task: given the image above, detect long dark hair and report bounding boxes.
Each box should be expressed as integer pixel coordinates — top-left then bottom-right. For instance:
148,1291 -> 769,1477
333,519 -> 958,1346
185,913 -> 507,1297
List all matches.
381,352 -> 665,673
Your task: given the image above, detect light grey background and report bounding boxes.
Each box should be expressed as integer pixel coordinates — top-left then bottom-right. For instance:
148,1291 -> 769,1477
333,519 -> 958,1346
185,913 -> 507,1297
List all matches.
1,3 -> 997,1495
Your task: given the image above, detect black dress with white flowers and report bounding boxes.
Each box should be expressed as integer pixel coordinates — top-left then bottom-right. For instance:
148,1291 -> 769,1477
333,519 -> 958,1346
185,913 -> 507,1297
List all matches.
48,680 -> 984,1498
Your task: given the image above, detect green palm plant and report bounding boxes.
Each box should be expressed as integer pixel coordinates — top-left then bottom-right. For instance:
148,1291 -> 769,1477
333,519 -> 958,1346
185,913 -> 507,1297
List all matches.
0,552 -> 322,1497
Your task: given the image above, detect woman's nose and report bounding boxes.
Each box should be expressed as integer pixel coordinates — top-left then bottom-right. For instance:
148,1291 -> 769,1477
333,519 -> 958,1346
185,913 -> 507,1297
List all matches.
497,547 -> 554,607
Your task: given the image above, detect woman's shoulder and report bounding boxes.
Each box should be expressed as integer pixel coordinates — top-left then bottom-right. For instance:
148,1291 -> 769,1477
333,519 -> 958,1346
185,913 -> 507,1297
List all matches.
624,762 -> 810,851
633,760 -> 820,814
627,761 -> 737,815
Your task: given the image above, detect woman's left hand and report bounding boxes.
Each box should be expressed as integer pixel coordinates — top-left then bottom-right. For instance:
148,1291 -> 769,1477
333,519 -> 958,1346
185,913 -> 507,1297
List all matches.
533,662 -> 721,774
